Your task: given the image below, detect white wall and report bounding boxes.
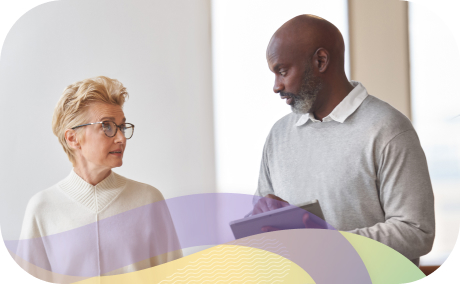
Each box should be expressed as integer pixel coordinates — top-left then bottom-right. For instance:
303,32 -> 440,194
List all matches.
0,0 -> 216,240
211,0 -> 350,194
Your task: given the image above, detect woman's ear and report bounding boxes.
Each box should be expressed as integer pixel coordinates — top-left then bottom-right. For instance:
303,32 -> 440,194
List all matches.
65,129 -> 80,150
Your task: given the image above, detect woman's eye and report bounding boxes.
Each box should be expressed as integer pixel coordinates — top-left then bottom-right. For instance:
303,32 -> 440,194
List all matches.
280,71 -> 286,76
103,123 -> 112,130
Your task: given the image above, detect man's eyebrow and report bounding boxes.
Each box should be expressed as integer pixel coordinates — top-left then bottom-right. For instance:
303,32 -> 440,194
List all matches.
273,63 -> 286,71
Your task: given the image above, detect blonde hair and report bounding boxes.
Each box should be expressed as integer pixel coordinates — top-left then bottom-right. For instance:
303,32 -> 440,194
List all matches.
52,76 -> 129,165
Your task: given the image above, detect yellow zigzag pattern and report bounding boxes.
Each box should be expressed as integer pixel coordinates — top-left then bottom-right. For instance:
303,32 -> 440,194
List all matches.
75,245 -> 315,284
227,236 -> 290,258
158,245 -> 290,283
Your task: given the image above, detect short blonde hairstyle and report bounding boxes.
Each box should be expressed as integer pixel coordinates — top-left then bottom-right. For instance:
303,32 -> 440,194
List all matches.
52,76 -> 129,165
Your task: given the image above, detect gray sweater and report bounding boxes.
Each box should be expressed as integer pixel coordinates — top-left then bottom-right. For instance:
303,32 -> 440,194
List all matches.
257,95 -> 435,264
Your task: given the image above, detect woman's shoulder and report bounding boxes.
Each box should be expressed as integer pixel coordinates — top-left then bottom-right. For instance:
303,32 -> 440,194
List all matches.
21,184 -> 68,239
26,184 -> 66,212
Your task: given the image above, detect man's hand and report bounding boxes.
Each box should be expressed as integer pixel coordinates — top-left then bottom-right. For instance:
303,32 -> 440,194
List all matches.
261,207 -> 327,232
252,194 -> 290,215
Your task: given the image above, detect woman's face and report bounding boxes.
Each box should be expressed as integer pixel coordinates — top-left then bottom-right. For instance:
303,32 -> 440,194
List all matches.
77,102 -> 127,170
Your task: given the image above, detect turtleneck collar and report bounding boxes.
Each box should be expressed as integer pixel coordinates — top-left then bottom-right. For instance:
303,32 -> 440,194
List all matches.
58,169 -> 127,213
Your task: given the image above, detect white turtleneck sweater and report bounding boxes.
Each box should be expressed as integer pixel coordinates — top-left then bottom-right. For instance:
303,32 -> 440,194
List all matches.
17,169 -> 182,282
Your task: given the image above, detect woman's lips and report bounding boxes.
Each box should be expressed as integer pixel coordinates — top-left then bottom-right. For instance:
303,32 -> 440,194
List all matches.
109,150 -> 123,156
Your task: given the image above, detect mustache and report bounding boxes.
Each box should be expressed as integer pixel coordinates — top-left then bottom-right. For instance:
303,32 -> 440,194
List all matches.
279,91 -> 298,98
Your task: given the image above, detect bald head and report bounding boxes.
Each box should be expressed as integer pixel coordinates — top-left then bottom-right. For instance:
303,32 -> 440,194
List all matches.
267,14 -> 345,73
267,15 -> 353,116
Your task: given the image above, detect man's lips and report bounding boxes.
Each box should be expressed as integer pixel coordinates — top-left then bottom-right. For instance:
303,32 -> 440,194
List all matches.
281,95 -> 294,105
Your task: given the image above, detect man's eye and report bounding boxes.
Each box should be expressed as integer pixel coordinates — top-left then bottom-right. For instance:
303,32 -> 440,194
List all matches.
280,71 -> 287,76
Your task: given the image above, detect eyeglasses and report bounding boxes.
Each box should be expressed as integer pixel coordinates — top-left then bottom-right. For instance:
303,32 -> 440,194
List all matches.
71,121 -> 135,139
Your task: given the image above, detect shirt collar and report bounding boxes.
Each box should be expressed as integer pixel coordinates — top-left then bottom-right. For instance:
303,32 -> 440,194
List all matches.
58,169 -> 127,212
295,81 -> 368,126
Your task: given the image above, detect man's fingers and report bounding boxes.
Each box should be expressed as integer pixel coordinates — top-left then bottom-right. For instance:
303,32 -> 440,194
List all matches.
267,199 -> 281,211
265,194 -> 290,210
266,194 -> 288,203
302,212 -> 310,228
253,199 -> 270,215
261,226 -> 280,232
259,199 -> 270,212
253,194 -> 290,215
302,212 -> 327,229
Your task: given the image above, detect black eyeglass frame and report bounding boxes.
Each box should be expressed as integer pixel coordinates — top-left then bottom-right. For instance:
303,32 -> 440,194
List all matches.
71,121 -> 135,139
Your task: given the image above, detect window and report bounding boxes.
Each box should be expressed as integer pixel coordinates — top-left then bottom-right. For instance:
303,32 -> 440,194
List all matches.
409,2 -> 460,265
212,0 -> 350,194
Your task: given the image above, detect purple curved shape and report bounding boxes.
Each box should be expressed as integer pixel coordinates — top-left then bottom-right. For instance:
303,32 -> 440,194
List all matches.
229,230 -> 372,284
5,193 -> 369,283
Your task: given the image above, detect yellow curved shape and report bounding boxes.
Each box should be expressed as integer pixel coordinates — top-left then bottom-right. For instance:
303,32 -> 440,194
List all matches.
75,245 -> 315,284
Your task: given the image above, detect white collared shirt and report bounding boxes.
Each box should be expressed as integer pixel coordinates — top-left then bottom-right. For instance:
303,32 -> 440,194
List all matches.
295,81 -> 368,126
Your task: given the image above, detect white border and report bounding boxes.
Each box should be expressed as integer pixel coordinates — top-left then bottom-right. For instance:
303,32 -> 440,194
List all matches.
0,0 -> 459,283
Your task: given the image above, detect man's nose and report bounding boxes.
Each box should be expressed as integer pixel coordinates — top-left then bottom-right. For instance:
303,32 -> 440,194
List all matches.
273,77 -> 284,93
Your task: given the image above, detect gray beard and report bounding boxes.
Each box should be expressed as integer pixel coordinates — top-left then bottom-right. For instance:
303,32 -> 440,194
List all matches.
281,65 -> 322,114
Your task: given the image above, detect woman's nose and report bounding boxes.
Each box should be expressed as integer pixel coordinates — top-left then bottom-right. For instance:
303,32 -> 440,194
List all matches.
114,127 -> 126,143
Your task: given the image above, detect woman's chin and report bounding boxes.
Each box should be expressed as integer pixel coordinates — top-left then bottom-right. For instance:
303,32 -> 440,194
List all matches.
109,160 -> 123,168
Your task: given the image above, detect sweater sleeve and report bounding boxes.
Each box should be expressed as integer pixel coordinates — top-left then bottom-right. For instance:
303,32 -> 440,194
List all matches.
152,190 -> 184,262
256,140 -> 275,198
16,198 -> 52,274
243,140 -> 276,218
348,129 -> 435,261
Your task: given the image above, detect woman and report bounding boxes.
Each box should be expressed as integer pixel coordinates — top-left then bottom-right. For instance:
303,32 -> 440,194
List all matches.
17,76 -> 182,282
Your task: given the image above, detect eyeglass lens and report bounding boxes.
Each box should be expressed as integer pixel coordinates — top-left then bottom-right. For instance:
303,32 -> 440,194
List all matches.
101,121 -> 134,139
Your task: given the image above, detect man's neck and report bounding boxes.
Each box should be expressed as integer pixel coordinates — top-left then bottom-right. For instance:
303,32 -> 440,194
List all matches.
312,79 -> 354,121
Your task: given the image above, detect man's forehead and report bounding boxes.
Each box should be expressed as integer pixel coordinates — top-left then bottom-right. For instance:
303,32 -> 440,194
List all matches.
267,36 -> 297,66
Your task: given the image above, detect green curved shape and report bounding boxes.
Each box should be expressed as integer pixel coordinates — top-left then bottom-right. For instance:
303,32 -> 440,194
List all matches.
340,231 -> 425,284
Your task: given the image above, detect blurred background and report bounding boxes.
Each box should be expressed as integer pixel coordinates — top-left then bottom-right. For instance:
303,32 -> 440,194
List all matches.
0,0 -> 458,269
214,0 -> 460,267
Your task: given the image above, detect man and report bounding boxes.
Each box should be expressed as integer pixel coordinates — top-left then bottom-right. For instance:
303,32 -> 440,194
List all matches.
252,14 -> 435,265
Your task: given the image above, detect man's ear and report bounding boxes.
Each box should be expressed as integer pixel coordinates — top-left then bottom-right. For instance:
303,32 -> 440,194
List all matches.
313,48 -> 330,73
65,129 -> 80,150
